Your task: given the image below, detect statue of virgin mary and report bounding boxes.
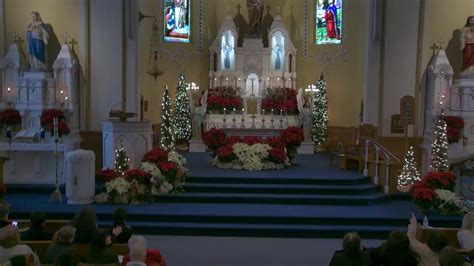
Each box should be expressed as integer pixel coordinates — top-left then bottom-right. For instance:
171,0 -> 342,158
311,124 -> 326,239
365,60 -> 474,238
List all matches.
26,11 -> 49,71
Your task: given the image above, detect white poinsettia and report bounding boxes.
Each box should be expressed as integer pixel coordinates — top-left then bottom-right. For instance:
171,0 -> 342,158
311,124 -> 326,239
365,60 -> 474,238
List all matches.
232,143 -> 271,171
105,177 -> 130,195
168,151 -> 187,167
140,162 -> 162,177
435,189 -> 465,210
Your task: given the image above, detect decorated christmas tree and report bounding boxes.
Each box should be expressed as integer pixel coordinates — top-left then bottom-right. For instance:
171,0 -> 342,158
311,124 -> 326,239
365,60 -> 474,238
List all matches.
160,86 -> 175,151
430,113 -> 449,172
397,146 -> 421,192
174,73 -> 192,142
311,75 -> 328,145
114,144 -> 131,176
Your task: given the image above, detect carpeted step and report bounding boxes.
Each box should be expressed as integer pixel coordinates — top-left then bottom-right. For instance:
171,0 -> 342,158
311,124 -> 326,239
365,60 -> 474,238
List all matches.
182,183 -> 380,195
186,176 -> 372,185
155,192 -> 390,205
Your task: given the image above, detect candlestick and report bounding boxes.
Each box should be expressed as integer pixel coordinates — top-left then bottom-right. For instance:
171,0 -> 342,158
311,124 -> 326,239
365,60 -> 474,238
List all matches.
280,109 -> 283,116
232,108 -> 236,128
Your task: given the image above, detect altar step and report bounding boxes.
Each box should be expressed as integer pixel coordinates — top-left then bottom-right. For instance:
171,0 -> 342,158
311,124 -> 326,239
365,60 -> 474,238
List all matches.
186,175 -> 371,185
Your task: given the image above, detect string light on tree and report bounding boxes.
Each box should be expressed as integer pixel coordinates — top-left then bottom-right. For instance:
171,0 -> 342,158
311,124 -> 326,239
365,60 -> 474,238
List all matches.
114,144 -> 131,176
397,146 -> 421,192
311,75 -> 328,145
430,112 -> 449,172
174,73 -> 192,143
160,86 -> 176,151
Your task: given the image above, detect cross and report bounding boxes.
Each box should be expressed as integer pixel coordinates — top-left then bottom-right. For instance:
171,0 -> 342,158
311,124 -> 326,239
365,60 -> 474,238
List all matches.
12,32 -> 19,43
437,38 -> 446,50
62,32 -> 70,44
69,38 -> 78,50
236,4 -> 241,14
430,43 -> 439,55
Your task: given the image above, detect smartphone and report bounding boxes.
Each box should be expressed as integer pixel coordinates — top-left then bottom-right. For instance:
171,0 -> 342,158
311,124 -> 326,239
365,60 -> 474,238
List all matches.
11,221 -> 17,227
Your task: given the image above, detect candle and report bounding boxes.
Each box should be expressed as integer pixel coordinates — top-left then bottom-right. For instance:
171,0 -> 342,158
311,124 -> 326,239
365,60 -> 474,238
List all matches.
262,109 -> 265,116
280,109 -> 283,116
242,108 -> 245,119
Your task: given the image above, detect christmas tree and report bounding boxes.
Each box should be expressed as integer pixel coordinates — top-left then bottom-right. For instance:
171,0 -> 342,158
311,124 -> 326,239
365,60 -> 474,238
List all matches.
430,113 -> 449,172
160,86 -> 175,151
174,73 -> 192,142
311,75 -> 328,145
397,146 -> 421,192
114,144 -> 131,176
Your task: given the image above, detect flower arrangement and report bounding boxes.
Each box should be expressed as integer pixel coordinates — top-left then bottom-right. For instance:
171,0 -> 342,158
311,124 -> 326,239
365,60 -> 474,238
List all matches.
124,168 -> 151,185
217,145 -> 237,163
280,127 -> 305,147
41,109 -> 70,136
261,88 -> 298,114
207,95 -> 242,112
410,171 -> 464,215
96,168 -> 119,183
202,128 -> 227,153
0,108 -> 21,128
158,162 -> 178,181
444,116 -> 464,144
142,148 -> 169,164
104,177 -> 131,202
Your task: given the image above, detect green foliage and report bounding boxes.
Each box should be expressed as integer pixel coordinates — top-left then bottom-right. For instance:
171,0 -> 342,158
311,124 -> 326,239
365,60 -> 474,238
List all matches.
430,114 -> 449,172
160,86 -> 176,151
174,73 -> 192,141
311,77 -> 328,145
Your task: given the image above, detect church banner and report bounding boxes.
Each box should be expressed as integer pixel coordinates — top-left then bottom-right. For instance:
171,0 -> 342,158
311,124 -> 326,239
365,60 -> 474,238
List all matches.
315,0 -> 342,45
164,0 -> 191,43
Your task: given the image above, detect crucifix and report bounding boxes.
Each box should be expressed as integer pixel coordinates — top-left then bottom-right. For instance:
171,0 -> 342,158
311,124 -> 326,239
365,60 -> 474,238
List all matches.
250,76 -> 256,97
430,43 -> 439,55
62,32 -> 70,45
69,38 -> 78,50
437,38 -> 446,50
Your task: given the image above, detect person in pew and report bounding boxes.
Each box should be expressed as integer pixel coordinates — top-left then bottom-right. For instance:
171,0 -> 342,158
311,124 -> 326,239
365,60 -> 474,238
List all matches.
21,211 -> 53,241
329,232 -> 371,266
407,213 -> 448,266
0,204 -> 11,228
83,228 -> 119,264
111,207 -> 133,244
54,247 -> 80,266
71,206 -> 98,244
45,225 -> 77,263
370,230 -> 419,266
438,246 -> 467,266
0,225 -> 41,265
458,212 -> 474,249
122,235 -> 167,266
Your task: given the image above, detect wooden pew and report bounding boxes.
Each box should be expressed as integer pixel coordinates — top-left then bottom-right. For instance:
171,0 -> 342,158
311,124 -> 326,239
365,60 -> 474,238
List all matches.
416,226 -> 461,249
17,219 -> 70,234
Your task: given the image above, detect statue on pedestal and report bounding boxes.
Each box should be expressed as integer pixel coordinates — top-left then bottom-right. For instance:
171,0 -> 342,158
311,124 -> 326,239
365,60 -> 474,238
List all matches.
247,0 -> 263,36
461,16 -> 474,76
297,88 -> 311,141
191,90 -> 207,138
27,11 -> 49,71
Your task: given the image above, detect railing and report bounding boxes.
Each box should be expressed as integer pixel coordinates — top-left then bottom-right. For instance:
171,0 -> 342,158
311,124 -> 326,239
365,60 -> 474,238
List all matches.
361,137 -> 401,193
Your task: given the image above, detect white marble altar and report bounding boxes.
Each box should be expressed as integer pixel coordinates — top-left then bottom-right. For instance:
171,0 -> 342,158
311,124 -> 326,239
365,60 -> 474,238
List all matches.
102,120 -> 152,169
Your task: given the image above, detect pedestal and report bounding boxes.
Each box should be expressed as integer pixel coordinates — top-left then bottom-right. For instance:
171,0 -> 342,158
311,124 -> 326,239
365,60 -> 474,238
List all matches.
65,149 -> 95,205
297,142 -> 314,154
189,138 -> 207,152
102,120 -> 152,169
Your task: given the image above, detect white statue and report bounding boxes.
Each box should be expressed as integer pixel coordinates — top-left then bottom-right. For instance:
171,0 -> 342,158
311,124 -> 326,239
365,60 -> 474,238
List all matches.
27,11 -> 49,71
297,88 -> 311,141
460,16 -> 474,76
191,90 -> 207,138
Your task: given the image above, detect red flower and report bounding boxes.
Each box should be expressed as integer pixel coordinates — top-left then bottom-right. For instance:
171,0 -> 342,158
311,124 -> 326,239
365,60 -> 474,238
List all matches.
444,116 -> 464,144
158,162 -> 177,172
265,136 -> 285,148
280,127 -> 304,147
142,148 -> 169,164
423,171 -> 457,191
124,168 -> 151,184
242,136 -> 262,145
268,147 -> 287,164
217,145 -> 236,163
226,136 -> 243,146
96,168 -> 119,183
41,109 -> 66,126
202,128 -> 227,151
0,108 -> 21,128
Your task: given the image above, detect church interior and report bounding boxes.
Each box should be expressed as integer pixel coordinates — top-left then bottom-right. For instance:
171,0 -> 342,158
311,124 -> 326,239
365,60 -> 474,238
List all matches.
0,0 -> 474,265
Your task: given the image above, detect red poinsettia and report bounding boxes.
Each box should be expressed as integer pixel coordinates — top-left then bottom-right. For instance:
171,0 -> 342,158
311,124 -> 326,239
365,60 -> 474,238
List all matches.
202,128 -> 227,152
268,147 -> 287,164
0,108 -> 21,128
41,109 -> 66,126
242,136 -> 262,145
444,116 -> 464,144
124,168 -> 151,185
96,168 -> 119,183
217,145 -> 236,163
207,95 -> 223,110
48,120 -> 70,136
158,162 -> 178,181
280,127 -> 304,147
142,148 -> 169,164
423,171 -> 457,191
226,136 -> 243,146
265,136 -> 285,148
410,181 -> 437,214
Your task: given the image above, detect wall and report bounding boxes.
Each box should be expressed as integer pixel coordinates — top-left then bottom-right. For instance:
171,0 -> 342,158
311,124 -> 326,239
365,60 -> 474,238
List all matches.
138,0 -> 368,128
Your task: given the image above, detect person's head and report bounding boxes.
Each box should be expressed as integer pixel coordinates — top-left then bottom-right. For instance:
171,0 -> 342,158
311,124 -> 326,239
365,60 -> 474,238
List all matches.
0,225 -> 20,248
31,11 -> 41,22
461,212 -> 474,231
56,225 -> 76,244
0,203 -> 10,221
466,16 -> 474,27
54,248 -> 80,266
128,235 -> 147,262
439,246 -> 464,266
426,231 -> 448,253
381,230 -> 417,258
91,228 -> 112,250
342,232 -> 361,257
71,206 -> 97,232
112,207 -> 128,225
30,211 -> 46,229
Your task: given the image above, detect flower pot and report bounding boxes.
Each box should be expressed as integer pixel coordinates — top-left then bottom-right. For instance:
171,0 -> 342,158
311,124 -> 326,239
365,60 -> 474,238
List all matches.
114,193 -> 129,204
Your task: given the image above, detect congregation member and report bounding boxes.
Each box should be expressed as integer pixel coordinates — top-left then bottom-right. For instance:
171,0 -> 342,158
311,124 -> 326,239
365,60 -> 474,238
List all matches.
45,225 -> 77,263
407,213 -> 448,266
0,225 -> 40,265
0,204 -> 11,228
122,235 -> 167,266
370,230 -> 419,266
438,246 -> 467,266
70,206 -> 98,243
53,248 -> 80,266
111,207 -> 133,244
83,228 -> 119,264
458,212 -> 474,249
21,211 -> 52,241
329,232 -> 371,266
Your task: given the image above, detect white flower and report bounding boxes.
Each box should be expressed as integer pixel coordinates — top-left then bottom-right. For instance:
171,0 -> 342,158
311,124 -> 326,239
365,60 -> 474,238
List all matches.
94,192 -> 108,203
168,151 -> 187,167
435,189 -> 465,209
140,162 -> 162,177
105,177 -> 131,195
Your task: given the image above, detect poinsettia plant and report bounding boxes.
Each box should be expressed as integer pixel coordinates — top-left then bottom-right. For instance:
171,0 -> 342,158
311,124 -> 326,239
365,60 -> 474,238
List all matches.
280,127 -> 304,147
217,145 -> 237,163
96,168 -> 119,183
41,109 -> 70,136
410,181 -> 436,214
262,88 -> 298,114
142,148 -> 169,164
158,162 -> 178,181
444,116 -> 464,144
0,108 -> 21,128
202,128 -> 227,152
268,147 -> 287,164
423,171 -> 457,191
124,168 -> 151,185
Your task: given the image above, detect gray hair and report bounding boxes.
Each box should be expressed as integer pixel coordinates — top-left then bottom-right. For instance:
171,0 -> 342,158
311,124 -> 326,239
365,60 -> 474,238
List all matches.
128,235 -> 147,262
56,225 -> 76,243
